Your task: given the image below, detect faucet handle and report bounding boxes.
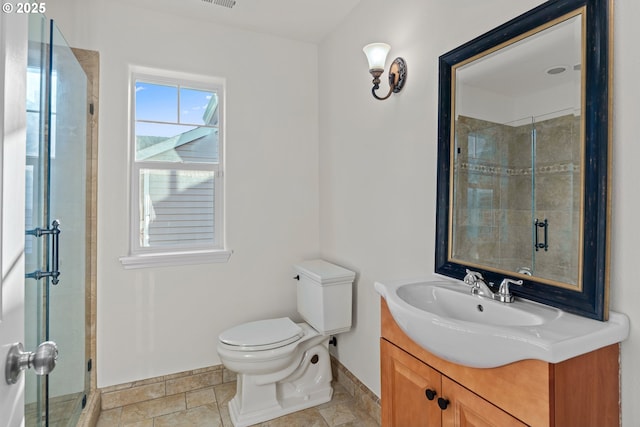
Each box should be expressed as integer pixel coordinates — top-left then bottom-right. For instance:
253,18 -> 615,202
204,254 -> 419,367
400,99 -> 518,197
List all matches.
464,269 -> 484,285
497,278 -> 523,301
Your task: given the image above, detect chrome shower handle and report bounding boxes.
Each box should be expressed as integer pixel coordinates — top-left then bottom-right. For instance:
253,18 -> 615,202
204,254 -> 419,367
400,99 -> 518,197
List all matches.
25,219 -> 61,284
50,219 -> 60,284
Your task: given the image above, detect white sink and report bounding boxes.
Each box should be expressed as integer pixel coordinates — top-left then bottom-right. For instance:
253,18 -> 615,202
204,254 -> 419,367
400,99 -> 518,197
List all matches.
375,278 -> 629,368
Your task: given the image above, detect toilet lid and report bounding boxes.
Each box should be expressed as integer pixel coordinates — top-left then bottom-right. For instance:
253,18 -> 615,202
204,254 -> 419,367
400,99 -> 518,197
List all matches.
219,317 -> 304,351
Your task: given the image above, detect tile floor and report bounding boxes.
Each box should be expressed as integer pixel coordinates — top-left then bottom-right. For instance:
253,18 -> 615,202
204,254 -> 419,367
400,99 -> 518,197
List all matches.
96,381 -> 380,427
26,391 -> 84,427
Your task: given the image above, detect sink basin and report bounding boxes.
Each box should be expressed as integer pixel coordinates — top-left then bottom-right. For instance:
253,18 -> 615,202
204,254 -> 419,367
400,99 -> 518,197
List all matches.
375,278 -> 629,368
397,282 -> 554,327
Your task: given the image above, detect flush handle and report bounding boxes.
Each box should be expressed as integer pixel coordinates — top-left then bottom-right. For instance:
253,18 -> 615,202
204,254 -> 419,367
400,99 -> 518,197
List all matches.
5,341 -> 58,385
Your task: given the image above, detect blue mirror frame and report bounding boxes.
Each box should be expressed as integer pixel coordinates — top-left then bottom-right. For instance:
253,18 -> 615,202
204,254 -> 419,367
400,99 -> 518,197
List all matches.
435,0 -> 612,320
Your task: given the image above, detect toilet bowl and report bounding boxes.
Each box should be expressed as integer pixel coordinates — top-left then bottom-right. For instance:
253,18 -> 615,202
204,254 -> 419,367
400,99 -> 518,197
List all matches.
218,319 -> 333,427
216,260 -> 355,427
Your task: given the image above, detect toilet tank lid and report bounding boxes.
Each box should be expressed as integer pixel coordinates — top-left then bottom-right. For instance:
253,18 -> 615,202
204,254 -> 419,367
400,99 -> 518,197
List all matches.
294,259 -> 356,285
219,317 -> 304,349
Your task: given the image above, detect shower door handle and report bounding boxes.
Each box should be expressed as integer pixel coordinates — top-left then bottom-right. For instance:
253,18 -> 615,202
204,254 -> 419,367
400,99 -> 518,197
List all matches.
50,219 -> 60,284
25,219 -> 61,284
534,218 -> 548,252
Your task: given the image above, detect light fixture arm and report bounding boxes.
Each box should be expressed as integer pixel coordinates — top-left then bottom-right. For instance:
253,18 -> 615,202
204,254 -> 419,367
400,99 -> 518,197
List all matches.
369,57 -> 407,101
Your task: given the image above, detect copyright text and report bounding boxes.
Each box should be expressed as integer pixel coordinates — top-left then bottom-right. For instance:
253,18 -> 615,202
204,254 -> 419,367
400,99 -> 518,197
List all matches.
2,3 -> 47,13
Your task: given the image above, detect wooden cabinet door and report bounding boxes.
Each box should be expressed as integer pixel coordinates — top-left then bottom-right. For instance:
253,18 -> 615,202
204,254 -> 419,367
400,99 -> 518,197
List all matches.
440,377 -> 528,427
381,340 -> 442,427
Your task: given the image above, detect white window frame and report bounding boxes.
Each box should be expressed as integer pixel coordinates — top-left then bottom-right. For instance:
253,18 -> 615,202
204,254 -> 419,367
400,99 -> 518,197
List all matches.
120,66 -> 231,269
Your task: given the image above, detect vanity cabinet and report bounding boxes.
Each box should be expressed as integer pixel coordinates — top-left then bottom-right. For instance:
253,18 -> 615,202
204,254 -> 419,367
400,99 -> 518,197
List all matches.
380,300 -> 620,427
382,340 -> 526,427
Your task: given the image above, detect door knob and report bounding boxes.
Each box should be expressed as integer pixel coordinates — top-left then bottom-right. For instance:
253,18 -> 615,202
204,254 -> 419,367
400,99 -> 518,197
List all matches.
437,397 -> 450,410
5,341 -> 58,385
425,389 -> 437,400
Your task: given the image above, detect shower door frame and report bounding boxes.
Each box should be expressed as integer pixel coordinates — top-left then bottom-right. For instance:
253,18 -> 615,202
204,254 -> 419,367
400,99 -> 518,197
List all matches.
25,15 -> 96,427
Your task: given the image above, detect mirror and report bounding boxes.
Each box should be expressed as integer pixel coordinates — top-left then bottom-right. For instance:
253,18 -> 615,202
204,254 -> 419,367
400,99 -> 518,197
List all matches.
435,0 -> 612,320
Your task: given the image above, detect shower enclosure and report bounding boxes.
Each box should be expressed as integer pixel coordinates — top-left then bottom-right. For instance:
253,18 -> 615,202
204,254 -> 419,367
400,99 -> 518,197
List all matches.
451,110 -> 582,286
25,14 -> 90,426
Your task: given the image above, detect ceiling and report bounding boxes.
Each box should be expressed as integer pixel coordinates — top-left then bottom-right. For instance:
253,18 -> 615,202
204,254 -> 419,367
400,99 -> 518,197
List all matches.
458,15 -> 582,98
126,0 -> 362,43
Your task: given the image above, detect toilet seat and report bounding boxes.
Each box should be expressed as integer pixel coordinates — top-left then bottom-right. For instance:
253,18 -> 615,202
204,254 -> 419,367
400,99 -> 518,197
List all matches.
219,317 -> 304,351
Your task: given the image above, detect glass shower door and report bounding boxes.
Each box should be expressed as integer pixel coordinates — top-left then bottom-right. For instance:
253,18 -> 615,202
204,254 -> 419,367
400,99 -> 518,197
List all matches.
451,110 -> 581,286
530,110 -> 582,286
25,15 -> 89,427
25,13 -> 48,426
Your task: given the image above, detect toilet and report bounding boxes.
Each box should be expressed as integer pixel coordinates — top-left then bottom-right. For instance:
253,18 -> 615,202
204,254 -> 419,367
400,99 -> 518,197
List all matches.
217,259 -> 356,427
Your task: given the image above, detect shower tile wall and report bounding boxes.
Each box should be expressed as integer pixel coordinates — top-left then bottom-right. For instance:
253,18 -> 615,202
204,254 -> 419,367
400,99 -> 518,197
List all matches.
529,115 -> 581,285
453,116 -> 507,268
73,46 -> 100,427
454,115 -> 581,285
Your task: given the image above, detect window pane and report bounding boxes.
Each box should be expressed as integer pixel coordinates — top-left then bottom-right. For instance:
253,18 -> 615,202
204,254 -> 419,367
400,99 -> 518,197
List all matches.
136,123 -> 218,163
135,82 -> 178,122
139,169 -> 215,248
26,111 -> 41,157
26,67 -> 42,112
180,88 -> 218,126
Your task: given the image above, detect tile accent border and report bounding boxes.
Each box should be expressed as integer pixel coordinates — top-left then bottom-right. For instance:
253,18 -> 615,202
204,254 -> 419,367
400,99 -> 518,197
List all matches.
459,161 -> 579,176
86,357 -> 379,426
99,366 -> 231,412
331,356 -> 381,424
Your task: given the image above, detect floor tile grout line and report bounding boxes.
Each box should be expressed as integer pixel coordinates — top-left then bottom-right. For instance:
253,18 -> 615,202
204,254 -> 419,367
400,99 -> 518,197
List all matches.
100,378 -> 379,426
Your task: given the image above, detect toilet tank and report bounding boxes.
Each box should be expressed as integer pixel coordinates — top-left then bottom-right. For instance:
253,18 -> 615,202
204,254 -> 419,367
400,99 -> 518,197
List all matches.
294,259 -> 355,335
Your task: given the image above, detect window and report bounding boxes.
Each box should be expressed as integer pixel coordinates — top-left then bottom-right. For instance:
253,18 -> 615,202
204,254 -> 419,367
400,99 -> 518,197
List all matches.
120,69 -> 230,268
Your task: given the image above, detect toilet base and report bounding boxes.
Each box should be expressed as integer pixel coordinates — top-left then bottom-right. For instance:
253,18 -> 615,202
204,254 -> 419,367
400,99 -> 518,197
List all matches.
227,343 -> 333,427
228,383 -> 332,427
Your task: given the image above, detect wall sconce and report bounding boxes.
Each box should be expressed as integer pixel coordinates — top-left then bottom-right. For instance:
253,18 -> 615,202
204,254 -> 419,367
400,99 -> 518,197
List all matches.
362,43 -> 407,101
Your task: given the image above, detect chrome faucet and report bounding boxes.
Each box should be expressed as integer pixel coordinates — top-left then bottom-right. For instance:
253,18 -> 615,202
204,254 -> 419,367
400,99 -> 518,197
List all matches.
496,278 -> 523,303
463,269 -> 483,286
464,269 -> 494,298
463,269 -> 523,303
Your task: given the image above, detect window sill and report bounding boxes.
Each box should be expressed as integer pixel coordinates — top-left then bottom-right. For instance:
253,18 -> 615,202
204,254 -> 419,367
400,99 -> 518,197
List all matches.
119,249 -> 232,269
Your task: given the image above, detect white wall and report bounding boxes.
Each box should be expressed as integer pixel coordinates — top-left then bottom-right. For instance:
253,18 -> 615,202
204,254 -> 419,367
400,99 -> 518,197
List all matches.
46,0 -> 320,387
610,0 -> 640,424
319,0 -> 640,426
458,80 -> 579,125
44,0 -> 640,424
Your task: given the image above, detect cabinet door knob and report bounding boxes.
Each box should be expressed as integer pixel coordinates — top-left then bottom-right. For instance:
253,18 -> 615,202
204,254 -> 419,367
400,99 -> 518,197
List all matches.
437,397 -> 450,410
425,389 -> 437,400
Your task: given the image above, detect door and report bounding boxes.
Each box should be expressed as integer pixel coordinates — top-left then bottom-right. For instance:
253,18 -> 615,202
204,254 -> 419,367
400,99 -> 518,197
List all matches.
1,11 -> 29,427
24,15 -> 89,427
440,377 -> 527,427
381,340 -> 442,427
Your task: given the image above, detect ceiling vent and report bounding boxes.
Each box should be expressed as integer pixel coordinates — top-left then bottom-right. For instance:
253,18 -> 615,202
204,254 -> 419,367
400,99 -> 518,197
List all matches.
202,0 -> 237,8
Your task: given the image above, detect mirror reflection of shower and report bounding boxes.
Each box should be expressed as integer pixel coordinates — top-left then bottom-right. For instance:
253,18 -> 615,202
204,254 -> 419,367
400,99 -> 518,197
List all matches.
452,107 -> 581,286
